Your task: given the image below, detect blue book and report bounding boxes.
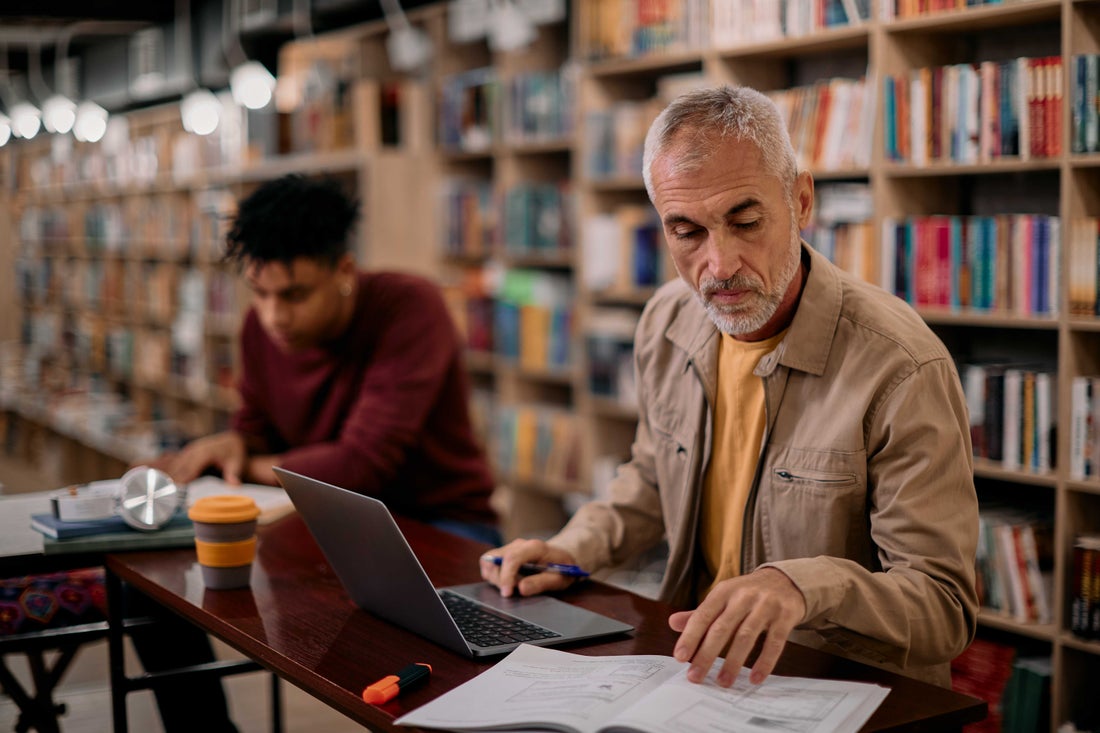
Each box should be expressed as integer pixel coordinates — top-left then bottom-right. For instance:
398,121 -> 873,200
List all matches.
30,511 -> 191,540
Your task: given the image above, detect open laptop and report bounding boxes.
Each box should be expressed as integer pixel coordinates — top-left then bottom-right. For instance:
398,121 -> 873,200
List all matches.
273,467 -> 634,657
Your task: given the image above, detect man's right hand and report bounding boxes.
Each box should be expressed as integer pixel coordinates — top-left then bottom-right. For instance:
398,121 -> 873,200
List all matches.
479,538 -> 580,598
145,432 -> 248,485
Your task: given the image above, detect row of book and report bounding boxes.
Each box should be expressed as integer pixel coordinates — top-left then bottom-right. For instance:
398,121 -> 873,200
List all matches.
884,0 -> 1017,20
1070,54 -> 1100,155
502,183 -> 574,257
961,363 -> 1057,473
490,405 -> 583,489
19,199 -> 224,262
804,183 -> 876,282
1069,376 -> 1100,480
581,206 -> 665,294
439,67 -> 575,153
578,0 -> 710,61
1071,534 -> 1100,639
586,309 -> 640,407
15,258 -> 241,327
882,214 -> 1061,316
713,0 -> 869,48
975,507 -> 1054,625
883,56 -> 1064,165
504,70 -> 575,144
951,639 -> 1052,733
493,270 -> 574,372
768,77 -> 875,172
441,181 -> 576,260
584,100 -> 665,181
577,0 -> 869,61
1066,217 -> 1100,316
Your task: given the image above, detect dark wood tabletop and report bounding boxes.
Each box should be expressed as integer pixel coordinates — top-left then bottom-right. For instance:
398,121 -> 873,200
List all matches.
105,513 -> 986,732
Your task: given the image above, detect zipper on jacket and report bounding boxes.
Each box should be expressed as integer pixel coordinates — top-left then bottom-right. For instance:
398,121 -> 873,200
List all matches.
773,468 -> 855,484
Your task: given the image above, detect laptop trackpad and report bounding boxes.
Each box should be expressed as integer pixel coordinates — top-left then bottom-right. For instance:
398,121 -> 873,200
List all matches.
444,582 -> 634,638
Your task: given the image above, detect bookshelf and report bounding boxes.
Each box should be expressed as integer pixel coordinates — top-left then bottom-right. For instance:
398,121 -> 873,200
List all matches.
3,0 -> 1100,728
0,9 -> 441,489
563,1 -> 1099,730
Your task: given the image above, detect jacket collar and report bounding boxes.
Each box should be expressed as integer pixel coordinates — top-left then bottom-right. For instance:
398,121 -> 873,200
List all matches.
664,243 -> 842,378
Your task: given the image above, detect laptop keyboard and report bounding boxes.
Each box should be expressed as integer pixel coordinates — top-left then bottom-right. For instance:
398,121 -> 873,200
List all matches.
440,590 -> 562,649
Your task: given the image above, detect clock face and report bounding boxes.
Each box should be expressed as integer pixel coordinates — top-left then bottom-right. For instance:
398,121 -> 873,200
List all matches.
118,466 -> 184,531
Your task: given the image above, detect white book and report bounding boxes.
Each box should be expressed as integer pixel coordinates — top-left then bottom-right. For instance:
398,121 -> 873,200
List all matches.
1035,372 -> 1055,471
1070,376 -> 1090,479
396,644 -> 890,733
1002,368 -> 1023,470
910,69 -> 927,166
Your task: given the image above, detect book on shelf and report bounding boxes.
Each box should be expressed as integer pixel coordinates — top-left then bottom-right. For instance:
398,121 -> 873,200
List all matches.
1071,534 -> 1100,640
1000,656 -> 1051,733
395,643 -> 889,733
975,507 -> 1054,625
950,637 -> 1016,733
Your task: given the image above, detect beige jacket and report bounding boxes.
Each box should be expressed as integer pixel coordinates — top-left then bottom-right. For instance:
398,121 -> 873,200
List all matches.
553,245 -> 979,687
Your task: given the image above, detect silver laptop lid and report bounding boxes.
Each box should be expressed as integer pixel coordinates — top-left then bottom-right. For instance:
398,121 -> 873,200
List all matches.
273,467 -> 634,657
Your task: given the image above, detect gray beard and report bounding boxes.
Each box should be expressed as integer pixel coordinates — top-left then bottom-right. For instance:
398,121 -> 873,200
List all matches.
695,238 -> 801,336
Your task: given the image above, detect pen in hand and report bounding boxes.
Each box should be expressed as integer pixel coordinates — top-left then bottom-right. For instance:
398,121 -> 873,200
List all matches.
362,662 -> 432,705
481,554 -> 590,578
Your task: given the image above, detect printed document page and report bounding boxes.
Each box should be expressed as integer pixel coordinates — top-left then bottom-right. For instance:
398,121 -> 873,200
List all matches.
395,644 -> 889,733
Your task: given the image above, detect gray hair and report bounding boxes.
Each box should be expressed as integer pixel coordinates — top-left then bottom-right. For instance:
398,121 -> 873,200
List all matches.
641,85 -> 798,201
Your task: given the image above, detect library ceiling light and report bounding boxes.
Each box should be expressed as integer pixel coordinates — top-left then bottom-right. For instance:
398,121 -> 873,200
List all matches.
42,94 -> 77,135
10,101 -> 41,140
488,0 -> 536,53
0,113 -> 10,147
181,88 -> 220,136
230,60 -> 275,110
73,101 -> 108,143
380,0 -> 433,72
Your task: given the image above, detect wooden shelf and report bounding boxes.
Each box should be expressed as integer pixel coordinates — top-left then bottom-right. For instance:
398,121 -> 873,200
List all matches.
915,308 -> 1061,329
714,24 -> 870,60
882,159 -> 1062,177
977,609 -> 1057,641
972,459 -> 1059,487
884,0 -> 1063,34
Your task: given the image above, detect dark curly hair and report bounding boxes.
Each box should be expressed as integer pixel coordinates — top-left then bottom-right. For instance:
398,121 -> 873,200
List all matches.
224,174 -> 360,268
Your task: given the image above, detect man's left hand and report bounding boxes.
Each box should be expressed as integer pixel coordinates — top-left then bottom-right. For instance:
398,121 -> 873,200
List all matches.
668,567 -> 806,687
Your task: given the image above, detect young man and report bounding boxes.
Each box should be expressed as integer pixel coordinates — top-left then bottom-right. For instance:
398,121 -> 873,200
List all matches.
482,86 -> 979,690
136,175 -> 497,732
152,174 -> 497,539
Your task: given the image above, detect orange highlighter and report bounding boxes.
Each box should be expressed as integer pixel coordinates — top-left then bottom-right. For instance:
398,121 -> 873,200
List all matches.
362,663 -> 432,705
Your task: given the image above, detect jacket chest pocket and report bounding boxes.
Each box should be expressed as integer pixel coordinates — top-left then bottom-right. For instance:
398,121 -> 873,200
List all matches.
757,452 -> 871,566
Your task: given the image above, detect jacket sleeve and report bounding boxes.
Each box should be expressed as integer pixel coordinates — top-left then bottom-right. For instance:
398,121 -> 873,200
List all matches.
763,357 -> 980,671
276,283 -> 459,494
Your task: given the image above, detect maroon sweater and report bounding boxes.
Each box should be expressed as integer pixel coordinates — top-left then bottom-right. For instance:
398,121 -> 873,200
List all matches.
231,271 -> 495,525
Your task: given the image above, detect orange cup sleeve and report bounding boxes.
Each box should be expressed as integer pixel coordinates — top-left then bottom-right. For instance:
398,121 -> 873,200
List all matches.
195,537 -> 257,567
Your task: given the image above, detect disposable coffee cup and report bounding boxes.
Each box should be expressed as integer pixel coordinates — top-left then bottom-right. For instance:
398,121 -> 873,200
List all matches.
188,495 -> 261,590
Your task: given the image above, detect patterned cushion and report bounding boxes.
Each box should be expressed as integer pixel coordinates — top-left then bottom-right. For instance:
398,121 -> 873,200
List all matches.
0,568 -> 107,636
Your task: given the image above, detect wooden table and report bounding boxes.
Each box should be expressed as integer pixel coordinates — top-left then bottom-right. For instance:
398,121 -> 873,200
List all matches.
104,513 -> 986,732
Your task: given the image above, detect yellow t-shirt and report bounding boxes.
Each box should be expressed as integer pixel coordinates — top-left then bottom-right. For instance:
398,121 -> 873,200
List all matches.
699,329 -> 786,599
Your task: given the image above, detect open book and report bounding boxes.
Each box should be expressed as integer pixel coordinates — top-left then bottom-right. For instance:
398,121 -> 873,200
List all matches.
396,644 -> 889,733
185,476 -> 295,524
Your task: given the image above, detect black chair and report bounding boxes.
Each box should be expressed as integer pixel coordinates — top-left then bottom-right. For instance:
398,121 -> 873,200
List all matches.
0,621 -> 109,733
0,568 -> 108,733
1,569 -> 282,733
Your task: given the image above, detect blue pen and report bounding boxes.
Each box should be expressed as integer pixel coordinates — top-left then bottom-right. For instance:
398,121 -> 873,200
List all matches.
481,554 -> 590,578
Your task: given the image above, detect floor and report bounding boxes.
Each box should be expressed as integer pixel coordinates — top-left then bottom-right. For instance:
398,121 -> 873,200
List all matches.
0,638 -> 369,732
